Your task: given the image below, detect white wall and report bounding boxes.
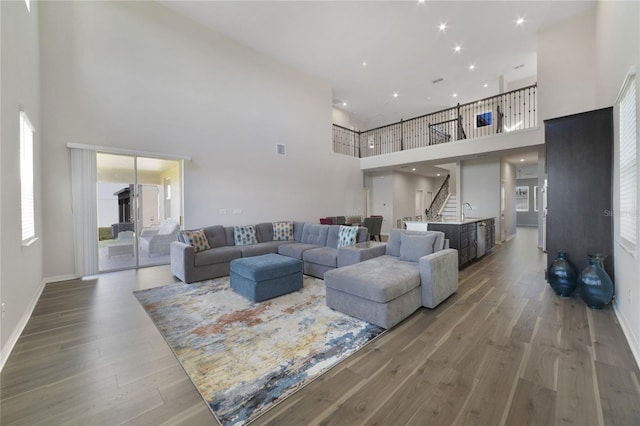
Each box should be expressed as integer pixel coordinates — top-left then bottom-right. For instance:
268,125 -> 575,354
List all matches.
38,1 -> 363,280
332,107 -> 366,131
460,157 -> 501,243
538,7 -> 598,120
537,155 -> 547,249
364,171 -> 393,235
594,0 -> 640,367
1,0 -> 43,365
501,160 -> 517,241
391,172 -> 439,228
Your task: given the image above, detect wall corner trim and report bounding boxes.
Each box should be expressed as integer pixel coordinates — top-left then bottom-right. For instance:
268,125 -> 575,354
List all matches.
613,304 -> 640,371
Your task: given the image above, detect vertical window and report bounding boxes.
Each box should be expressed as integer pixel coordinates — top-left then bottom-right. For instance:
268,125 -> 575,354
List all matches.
619,72 -> 637,249
20,111 -> 35,244
515,186 -> 529,212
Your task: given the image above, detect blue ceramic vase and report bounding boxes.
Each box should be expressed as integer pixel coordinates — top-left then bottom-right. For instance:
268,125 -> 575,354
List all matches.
578,253 -> 614,309
548,252 -> 577,297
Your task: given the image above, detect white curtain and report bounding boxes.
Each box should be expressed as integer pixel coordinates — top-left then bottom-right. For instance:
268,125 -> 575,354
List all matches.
70,148 -> 98,276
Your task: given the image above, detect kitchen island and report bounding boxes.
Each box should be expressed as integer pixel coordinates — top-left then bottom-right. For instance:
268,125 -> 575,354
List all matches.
405,218 -> 495,267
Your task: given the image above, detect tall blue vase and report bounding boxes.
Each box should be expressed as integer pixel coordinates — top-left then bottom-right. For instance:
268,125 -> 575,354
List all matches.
548,252 -> 577,297
578,253 -> 614,309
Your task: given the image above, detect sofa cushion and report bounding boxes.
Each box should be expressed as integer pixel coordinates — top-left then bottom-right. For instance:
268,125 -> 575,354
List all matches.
181,229 -> 211,253
325,225 -> 341,248
337,225 -> 359,248
203,225 -> 227,248
194,246 -> 242,266
300,224 -> 330,246
303,246 -> 338,268
386,229 -> 445,256
255,222 -> 274,243
278,243 -> 322,260
239,242 -> 279,257
324,255 -> 420,303
273,221 -> 294,241
399,233 -> 437,262
234,225 -> 258,246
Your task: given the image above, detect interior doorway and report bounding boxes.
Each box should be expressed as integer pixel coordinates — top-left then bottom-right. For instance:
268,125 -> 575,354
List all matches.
97,153 -> 182,272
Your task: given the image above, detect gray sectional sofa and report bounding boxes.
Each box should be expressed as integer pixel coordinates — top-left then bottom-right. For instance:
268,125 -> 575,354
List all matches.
324,229 -> 459,329
170,222 -> 368,283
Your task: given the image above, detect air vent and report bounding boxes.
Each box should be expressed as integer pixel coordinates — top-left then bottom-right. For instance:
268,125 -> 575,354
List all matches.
432,77 -> 444,84
276,144 -> 286,156
514,64 -> 525,70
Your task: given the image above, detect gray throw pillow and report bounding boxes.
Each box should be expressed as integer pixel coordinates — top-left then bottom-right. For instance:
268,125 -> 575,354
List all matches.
399,233 -> 437,262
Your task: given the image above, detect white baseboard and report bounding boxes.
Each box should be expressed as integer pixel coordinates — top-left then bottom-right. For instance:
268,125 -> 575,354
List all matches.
0,278 -> 47,371
44,274 -> 78,284
0,274 -> 78,371
613,304 -> 640,371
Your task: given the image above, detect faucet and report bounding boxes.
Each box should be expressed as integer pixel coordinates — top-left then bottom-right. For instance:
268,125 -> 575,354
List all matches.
462,202 -> 472,221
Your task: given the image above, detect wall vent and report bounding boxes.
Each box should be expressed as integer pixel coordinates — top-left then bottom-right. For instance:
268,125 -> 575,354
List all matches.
276,144 -> 286,156
514,64 -> 525,70
432,77 -> 444,84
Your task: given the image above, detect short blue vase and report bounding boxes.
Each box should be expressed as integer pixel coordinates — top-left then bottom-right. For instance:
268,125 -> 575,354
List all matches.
548,252 -> 577,297
578,253 -> 614,309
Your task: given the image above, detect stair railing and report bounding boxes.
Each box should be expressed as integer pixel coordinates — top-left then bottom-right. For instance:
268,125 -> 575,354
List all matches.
425,174 -> 450,221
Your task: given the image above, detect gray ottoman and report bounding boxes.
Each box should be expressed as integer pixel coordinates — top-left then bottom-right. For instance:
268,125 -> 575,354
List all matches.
230,253 -> 303,302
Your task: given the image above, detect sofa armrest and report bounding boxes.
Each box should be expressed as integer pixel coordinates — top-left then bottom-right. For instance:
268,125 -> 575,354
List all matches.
337,242 -> 387,267
170,241 -> 195,283
140,228 -> 160,238
419,248 -> 458,308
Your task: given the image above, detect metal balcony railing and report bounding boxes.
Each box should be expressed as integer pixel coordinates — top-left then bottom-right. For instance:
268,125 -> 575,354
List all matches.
333,84 -> 538,158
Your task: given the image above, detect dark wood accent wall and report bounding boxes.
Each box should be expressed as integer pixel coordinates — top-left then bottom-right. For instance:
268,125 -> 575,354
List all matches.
544,107 -> 614,281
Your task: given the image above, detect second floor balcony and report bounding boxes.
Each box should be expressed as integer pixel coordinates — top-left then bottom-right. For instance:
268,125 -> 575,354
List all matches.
333,84 -> 538,158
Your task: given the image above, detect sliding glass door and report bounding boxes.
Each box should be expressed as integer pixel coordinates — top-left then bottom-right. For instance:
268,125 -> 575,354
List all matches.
96,153 -> 182,272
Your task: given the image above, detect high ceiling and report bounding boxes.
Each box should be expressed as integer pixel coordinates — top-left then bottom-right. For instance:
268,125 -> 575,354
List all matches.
159,0 -> 596,129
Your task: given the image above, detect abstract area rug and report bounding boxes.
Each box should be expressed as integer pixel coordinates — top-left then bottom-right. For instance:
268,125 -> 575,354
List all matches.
134,275 -> 384,425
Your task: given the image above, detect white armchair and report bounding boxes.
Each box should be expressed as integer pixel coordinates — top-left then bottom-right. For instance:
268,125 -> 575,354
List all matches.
139,220 -> 179,257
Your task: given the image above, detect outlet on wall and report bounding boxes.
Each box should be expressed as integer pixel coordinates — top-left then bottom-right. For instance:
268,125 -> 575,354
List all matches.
1,302 -> 5,319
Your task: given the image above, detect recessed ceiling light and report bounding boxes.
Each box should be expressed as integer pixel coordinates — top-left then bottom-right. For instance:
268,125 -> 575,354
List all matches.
516,17 -> 525,25
418,0 -> 425,3
362,61 -> 367,67
454,45 -> 462,53
412,168 -> 416,171
393,92 -> 399,98
439,23 -> 447,31
342,101 -> 347,107
453,93 -> 458,98
437,173 -> 441,177
469,64 -> 475,70
520,158 -> 525,162
483,83 -> 488,88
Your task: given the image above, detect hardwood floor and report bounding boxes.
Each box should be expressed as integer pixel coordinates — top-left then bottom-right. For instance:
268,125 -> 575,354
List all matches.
2,228 -> 639,425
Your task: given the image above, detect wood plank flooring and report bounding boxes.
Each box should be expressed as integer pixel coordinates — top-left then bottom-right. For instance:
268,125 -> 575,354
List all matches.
2,228 -> 639,425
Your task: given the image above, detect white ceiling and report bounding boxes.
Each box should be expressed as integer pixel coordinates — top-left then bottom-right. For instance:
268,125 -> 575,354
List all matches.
159,0 -> 596,129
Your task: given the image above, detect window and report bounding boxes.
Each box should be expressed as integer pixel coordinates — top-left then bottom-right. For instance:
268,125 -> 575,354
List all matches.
515,186 -> 529,212
20,111 -> 36,244
618,71 -> 637,248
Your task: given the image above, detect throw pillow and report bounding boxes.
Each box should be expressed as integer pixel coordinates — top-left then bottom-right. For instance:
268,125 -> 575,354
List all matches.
181,229 -> 211,253
234,225 -> 258,246
399,233 -> 437,262
337,225 -> 359,248
273,221 -> 294,241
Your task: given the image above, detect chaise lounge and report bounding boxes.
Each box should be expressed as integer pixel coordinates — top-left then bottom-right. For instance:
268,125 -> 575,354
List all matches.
324,229 -> 459,329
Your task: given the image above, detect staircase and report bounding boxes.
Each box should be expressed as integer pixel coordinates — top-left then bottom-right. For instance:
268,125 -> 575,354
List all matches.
440,194 -> 458,222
